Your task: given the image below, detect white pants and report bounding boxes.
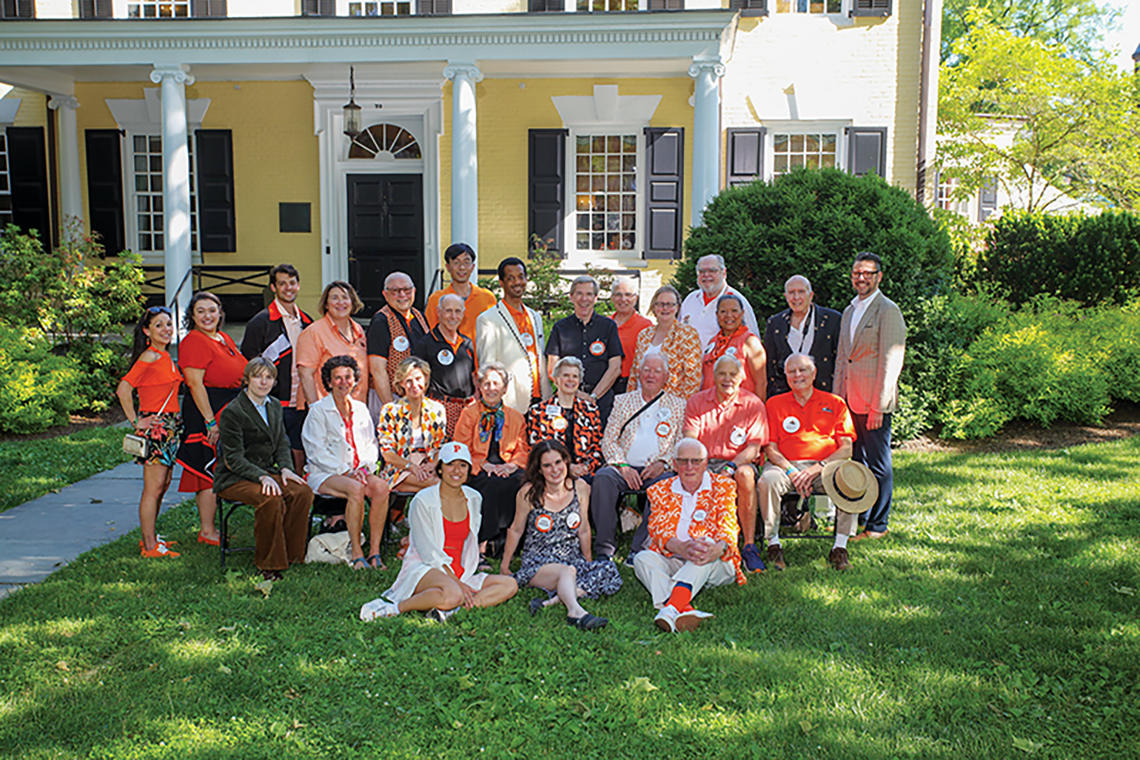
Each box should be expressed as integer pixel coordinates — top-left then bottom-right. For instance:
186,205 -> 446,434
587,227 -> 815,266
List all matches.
759,460 -> 856,540
633,550 -> 736,608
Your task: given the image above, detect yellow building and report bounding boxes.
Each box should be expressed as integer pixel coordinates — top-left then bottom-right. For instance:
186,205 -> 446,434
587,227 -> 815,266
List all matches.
0,0 -> 939,319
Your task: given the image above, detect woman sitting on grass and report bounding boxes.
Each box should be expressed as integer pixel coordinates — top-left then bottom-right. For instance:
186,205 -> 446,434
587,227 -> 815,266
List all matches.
499,440 -> 621,631
116,306 -> 184,558
214,358 -> 313,581
360,442 -> 518,622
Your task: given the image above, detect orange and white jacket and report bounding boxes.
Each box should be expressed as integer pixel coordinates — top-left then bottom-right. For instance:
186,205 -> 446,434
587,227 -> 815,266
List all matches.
645,472 -> 746,585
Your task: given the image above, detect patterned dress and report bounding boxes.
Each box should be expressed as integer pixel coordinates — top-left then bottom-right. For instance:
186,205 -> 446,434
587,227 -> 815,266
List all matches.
628,321 -> 702,398
514,488 -> 622,598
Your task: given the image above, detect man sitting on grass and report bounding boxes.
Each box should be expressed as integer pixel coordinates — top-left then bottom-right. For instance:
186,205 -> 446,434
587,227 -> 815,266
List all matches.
761,353 -> 871,571
634,437 -> 746,633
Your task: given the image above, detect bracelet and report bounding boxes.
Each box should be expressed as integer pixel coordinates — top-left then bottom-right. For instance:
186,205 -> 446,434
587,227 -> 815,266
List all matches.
785,466 -> 798,476
205,419 -> 217,429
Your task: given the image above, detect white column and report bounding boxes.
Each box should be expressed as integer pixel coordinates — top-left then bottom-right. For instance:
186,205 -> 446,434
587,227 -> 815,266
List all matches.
150,64 -> 196,340
688,60 -> 725,228
48,95 -> 83,239
443,63 -> 482,248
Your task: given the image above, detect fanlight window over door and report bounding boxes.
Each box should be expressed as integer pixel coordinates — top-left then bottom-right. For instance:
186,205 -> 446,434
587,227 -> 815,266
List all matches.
348,124 -> 422,159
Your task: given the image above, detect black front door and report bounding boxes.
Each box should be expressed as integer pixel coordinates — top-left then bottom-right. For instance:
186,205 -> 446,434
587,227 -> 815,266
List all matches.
347,173 -> 424,315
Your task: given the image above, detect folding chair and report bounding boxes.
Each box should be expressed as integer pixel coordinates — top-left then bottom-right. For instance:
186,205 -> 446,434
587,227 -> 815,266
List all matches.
778,490 -> 838,540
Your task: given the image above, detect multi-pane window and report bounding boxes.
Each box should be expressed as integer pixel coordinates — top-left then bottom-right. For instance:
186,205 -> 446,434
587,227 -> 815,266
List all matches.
576,0 -> 636,10
348,124 -> 422,160
774,0 -> 842,11
772,132 -> 838,176
0,131 -> 11,227
132,135 -> 198,253
936,175 -> 959,211
574,134 -> 637,254
127,0 -> 189,16
348,0 -> 411,15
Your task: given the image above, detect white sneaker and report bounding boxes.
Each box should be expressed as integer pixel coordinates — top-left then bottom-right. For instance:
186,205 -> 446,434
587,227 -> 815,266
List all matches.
359,598 -> 399,622
676,608 -> 714,632
653,604 -> 679,633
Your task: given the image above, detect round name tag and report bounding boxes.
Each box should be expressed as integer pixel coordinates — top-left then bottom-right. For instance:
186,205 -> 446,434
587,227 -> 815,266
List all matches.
725,346 -> 737,357
566,512 -> 581,529
392,335 -> 410,352
589,340 -> 605,357
692,509 -> 707,522
535,514 -> 553,533
437,349 -> 454,366
520,332 -> 534,347
552,416 -> 568,432
783,416 -> 802,434
729,426 -> 747,446
655,421 -> 671,438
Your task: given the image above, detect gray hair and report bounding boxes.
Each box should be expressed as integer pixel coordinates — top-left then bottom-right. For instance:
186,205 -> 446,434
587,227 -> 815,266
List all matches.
612,276 -> 638,296
569,275 -> 599,296
785,274 -> 812,292
438,292 -> 465,311
696,254 -> 726,270
553,356 -> 585,377
713,354 -> 743,374
783,352 -> 816,372
640,349 -> 669,373
476,361 -> 510,387
674,437 -> 708,460
384,271 -> 413,290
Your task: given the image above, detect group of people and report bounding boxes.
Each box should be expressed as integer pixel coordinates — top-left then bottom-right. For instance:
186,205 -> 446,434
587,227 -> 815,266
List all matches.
117,246 -> 906,632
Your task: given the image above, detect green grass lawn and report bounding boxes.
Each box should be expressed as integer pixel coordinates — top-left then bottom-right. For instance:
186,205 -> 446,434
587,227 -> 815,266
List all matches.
0,426 -> 129,513
1,438 -> 1138,759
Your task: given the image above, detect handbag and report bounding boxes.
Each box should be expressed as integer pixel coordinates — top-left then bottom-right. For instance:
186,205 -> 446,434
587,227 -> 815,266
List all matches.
123,384 -> 178,459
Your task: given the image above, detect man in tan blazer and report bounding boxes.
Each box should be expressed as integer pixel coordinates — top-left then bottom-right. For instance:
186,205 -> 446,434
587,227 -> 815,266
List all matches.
834,252 -> 906,540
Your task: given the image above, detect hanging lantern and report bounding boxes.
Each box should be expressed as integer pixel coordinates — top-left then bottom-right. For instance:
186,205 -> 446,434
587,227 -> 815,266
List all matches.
342,66 -> 362,140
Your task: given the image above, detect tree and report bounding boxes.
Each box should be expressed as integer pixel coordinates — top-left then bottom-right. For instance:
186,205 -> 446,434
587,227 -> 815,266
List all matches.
938,16 -> 1140,213
941,0 -> 1121,63
676,169 -> 953,326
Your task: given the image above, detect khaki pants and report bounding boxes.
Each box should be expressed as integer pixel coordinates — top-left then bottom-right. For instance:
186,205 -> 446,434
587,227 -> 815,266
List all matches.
759,461 -> 856,540
633,550 -> 736,608
219,476 -> 314,571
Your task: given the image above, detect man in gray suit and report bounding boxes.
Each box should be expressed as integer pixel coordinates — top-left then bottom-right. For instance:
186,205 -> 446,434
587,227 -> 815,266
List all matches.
834,252 -> 906,540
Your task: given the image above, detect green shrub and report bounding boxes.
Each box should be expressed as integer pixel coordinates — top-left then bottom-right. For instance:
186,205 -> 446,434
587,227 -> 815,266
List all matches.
676,169 -> 955,324
978,210 -> 1140,306
0,326 -> 85,434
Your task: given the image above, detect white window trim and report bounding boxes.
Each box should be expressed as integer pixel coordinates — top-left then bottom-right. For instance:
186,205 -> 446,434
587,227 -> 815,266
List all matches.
762,119 -> 851,181
566,0 -> 648,11
339,0 -> 414,15
563,127 -> 646,266
0,127 -> 11,227
122,131 -> 202,265
770,0 -> 855,18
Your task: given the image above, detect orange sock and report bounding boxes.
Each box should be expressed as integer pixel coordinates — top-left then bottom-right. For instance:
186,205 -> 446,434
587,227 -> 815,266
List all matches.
667,584 -> 693,612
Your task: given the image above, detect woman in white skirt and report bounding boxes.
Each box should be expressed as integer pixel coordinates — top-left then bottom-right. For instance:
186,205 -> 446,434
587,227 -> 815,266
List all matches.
360,442 -> 518,622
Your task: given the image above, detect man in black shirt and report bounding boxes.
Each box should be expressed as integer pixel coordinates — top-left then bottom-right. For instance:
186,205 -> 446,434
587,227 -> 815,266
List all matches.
413,292 -> 476,438
366,271 -> 428,410
544,275 -> 623,425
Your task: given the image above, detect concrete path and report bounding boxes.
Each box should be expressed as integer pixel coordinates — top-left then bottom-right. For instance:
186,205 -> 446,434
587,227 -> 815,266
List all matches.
0,462 -> 187,599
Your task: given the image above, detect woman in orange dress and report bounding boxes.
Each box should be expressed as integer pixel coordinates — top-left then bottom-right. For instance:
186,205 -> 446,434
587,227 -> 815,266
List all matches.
116,306 -> 184,558
700,293 -> 767,398
628,285 -> 701,398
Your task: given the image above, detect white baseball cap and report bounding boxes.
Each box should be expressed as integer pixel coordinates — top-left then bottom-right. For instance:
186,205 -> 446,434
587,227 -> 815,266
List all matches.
438,442 -> 472,465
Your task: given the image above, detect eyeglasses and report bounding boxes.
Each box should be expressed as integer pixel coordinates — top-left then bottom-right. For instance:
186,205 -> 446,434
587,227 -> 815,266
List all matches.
696,268 -> 722,275
386,287 -> 415,295
147,306 -> 172,315
655,301 -> 679,309
674,457 -> 706,467
851,271 -> 880,279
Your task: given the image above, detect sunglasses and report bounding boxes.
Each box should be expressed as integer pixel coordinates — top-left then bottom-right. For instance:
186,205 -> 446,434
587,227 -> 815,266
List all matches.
147,306 -> 172,316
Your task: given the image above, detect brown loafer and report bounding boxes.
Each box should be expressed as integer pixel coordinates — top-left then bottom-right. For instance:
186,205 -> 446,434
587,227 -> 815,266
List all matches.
851,529 -> 888,542
828,547 -> 851,571
766,544 -> 787,571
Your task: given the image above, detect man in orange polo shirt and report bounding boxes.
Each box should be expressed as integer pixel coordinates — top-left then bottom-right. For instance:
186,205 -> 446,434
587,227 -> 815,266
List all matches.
425,242 -> 497,341
682,354 -> 768,573
761,352 -> 858,571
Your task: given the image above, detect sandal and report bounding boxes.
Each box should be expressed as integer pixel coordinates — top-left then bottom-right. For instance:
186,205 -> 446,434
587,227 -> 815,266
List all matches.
349,556 -> 368,570
367,554 -> 387,570
528,598 -> 546,616
566,612 -> 608,631
197,531 -> 221,547
477,553 -> 492,573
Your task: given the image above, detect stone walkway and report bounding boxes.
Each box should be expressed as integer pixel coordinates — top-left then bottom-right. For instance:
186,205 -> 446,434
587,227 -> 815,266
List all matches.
0,461 -> 186,599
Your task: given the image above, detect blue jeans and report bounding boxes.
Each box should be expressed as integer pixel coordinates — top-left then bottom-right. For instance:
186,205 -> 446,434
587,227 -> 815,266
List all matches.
852,412 -> 893,533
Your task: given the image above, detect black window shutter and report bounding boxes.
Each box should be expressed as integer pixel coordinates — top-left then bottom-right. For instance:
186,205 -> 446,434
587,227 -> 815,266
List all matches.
528,0 -> 564,11
419,0 -> 451,13
979,178 -> 998,220
194,129 -> 236,253
190,0 -> 227,17
85,129 -> 125,255
7,127 -> 51,247
1,0 -> 34,17
643,127 -> 684,260
528,128 -> 567,256
302,0 -> 336,13
726,127 -> 765,188
851,0 -> 890,17
648,0 -> 684,8
78,0 -> 112,17
728,0 -> 767,16
846,126 -> 886,177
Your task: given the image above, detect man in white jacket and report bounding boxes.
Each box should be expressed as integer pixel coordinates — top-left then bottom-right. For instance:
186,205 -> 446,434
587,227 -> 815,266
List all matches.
679,254 -> 760,349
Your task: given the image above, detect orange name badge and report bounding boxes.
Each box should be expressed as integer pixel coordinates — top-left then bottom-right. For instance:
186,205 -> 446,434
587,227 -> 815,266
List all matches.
535,514 -> 553,533
552,416 -> 568,432
655,421 -> 671,438
589,340 -> 605,356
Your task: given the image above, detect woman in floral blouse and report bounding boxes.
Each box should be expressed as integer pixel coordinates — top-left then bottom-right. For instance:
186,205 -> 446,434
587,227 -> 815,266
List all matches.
525,357 -> 604,481
377,357 -> 447,494
628,285 -> 701,398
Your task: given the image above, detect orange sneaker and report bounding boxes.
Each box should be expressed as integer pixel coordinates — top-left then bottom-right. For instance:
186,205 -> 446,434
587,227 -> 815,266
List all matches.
140,541 -> 180,558
139,535 -> 177,549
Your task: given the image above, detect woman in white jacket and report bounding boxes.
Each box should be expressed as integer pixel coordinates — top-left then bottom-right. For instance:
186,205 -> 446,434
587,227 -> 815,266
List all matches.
360,442 -> 518,622
301,355 -> 390,570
